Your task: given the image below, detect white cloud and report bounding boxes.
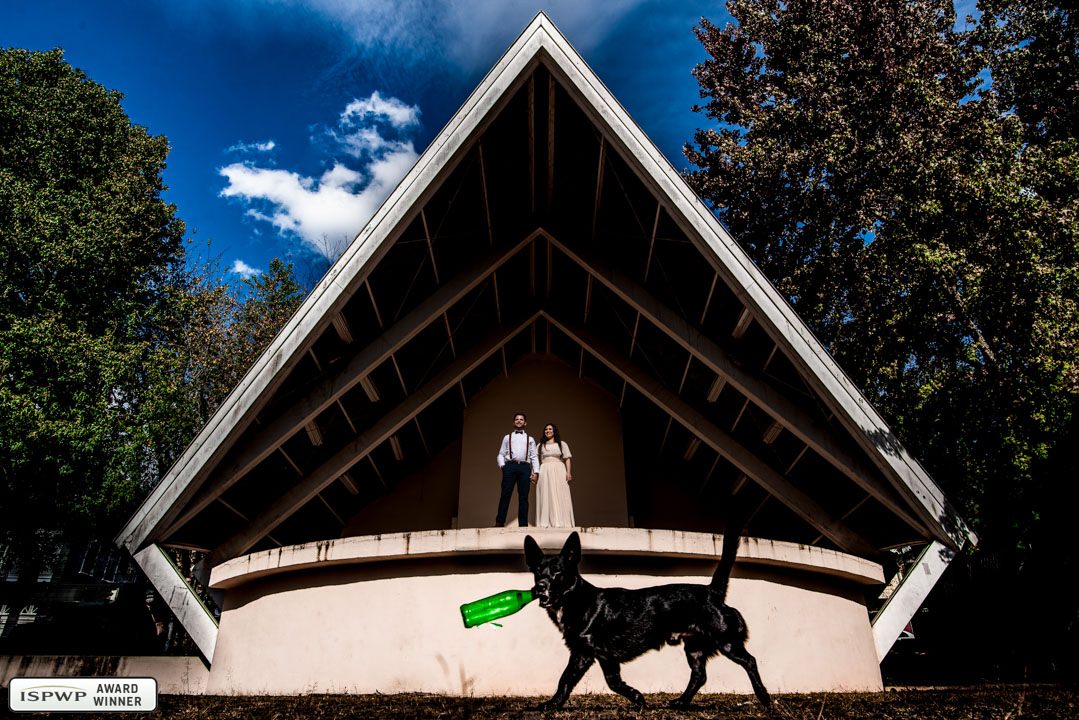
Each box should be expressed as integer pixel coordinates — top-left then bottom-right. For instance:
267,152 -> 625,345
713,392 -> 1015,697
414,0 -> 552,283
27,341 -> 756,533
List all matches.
174,1 -> 647,72
438,1 -> 650,71
341,92 -> 420,128
337,127 -> 396,156
208,2 -> 650,260
227,139 -> 277,154
219,94 -> 419,260
231,259 -> 262,278
332,1 -> 648,70
330,92 -> 421,161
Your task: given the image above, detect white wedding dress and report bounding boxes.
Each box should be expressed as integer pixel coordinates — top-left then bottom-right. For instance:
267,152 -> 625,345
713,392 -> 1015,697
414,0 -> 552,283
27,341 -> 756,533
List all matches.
535,440 -> 574,527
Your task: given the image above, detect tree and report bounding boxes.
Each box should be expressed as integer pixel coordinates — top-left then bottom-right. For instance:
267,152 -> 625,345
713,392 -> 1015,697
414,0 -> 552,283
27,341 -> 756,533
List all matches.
0,50 -> 308,652
232,258 -> 305,367
687,0 -> 1078,678
168,256 -> 305,429
975,0 -> 1078,144
0,48 -> 189,570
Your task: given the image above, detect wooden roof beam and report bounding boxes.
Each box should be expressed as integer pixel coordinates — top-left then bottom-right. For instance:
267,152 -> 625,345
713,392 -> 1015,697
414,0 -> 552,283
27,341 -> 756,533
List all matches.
546,312 -> 877,557
317,492 -> 344,527
701,272 -> 718,325
528,73 -> 536,214
160,232 -> 539,540
421,209 -> 440,286
304,421 -> 323,447
732,307 -> 753,339
546,73 -> 556,207
644,202 -> 660,282
366,281 -> 383,329
591,136 -> 605,242
331,313 -> 353,344
338,472 -> 359,495
207,312 -> 540,564
478,142 -> 494,247
547,234 -> 933,539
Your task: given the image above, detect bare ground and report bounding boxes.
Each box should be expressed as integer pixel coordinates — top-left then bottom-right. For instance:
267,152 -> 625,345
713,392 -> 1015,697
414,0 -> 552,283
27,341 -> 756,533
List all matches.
3,686 -> 1075,720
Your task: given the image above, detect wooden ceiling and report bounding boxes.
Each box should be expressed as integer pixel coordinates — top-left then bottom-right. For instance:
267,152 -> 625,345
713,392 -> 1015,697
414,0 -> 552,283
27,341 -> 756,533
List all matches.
135,63 -> 956,568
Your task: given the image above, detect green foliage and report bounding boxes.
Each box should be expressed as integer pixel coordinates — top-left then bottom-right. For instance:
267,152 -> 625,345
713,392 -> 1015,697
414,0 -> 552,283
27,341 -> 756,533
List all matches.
687,0 -> 1077,549
687,0 -> 1078,676
0,48 -> 187,565
975,0 -> 1078,143
0,48 -> 307,573
167,256 -> 305,429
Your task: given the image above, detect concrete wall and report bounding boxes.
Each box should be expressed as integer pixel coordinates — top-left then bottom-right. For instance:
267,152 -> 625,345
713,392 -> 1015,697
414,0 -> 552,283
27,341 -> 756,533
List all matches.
207,558 -> 881,695
457,356 -> 628,528
0,656 -> 208,695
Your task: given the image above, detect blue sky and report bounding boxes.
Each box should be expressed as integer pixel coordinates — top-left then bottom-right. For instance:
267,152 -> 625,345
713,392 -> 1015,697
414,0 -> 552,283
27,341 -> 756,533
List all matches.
2,1 -> 729,285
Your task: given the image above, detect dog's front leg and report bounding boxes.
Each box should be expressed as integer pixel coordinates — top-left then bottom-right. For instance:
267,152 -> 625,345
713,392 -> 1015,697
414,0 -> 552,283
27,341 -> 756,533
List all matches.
536,652 -> 593,711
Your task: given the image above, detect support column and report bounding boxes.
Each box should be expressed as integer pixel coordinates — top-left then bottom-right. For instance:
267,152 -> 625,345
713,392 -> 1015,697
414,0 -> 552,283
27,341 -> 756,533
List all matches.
133,544 -> 218,662
871,540 -> 959,661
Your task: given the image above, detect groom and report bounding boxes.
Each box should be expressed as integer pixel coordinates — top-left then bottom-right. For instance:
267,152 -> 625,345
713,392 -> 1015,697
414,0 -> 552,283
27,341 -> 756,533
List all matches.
495,412 -> 539,527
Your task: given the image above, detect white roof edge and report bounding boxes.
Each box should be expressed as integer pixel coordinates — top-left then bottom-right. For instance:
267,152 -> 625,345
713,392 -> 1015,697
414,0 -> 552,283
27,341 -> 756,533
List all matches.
531,14 -> 971,548
118,12 -> 972,556
116,14 -> 557,552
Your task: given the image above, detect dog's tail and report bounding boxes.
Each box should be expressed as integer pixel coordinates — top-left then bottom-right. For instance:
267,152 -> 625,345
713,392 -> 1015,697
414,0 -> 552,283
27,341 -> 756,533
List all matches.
710,525 -> 742,603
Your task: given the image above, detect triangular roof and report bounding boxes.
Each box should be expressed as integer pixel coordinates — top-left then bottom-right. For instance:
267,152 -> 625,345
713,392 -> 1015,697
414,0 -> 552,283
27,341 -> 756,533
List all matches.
118,13 -> 972,574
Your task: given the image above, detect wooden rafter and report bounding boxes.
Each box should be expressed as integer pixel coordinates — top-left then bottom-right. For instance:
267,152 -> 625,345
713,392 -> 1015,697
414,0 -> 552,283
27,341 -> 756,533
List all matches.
644,201 -> 661,282
331,313 -> 353,344
546,313 -> 876,557
478,142 -> 494,246
366,281 -> 383,329
161,233 -> 538,539
421,209 -> 440,286
528,73 -> 536,213
337,400 -> 357,434
591,136 -> 606,242
546,234 -> 931,537
732,307 -> 753,339
339,473 -> 359,495
701,272 -> 718,325
492,270 -> 502,323
317,492 -> 344,526
547,74 -> 556,207
206,313 -> 541,563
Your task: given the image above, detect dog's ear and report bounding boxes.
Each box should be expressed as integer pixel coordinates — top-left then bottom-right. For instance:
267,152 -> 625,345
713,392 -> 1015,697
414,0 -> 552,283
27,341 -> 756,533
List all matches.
524,535 -> 544,570
560,531 -> 581,566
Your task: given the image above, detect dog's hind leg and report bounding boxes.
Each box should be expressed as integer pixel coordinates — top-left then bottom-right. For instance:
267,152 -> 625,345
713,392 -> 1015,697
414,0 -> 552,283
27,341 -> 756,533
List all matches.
537,652 -> 594,711
669,642 -> 708,709
598,658 -> 645,710
720,641 -> 771,706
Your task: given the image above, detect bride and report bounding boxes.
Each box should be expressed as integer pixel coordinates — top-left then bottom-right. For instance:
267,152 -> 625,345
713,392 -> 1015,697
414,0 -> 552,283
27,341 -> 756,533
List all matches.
535,423 -> 574,527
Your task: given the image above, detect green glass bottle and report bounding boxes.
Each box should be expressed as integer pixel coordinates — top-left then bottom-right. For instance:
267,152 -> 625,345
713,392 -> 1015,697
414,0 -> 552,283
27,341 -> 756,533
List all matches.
460,589 -> 535,628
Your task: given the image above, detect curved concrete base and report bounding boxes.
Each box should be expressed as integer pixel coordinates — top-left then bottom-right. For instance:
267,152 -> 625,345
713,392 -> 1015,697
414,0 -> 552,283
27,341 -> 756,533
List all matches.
207,528 -> 884,695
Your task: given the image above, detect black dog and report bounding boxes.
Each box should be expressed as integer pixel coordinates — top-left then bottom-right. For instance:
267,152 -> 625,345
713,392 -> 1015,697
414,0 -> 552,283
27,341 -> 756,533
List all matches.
524,531 -> 770,710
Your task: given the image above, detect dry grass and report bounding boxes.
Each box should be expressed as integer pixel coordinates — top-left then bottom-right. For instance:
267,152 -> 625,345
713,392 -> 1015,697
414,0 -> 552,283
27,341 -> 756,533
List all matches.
2,686 -> 1074,719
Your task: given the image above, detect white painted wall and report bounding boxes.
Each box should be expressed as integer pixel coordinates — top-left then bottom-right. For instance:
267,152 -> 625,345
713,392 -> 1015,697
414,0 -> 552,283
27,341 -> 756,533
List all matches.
208,559 -> 881,695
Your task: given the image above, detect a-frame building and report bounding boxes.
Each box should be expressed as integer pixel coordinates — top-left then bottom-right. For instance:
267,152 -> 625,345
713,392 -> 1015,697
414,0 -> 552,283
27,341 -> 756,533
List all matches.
118,13 -> 974,695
